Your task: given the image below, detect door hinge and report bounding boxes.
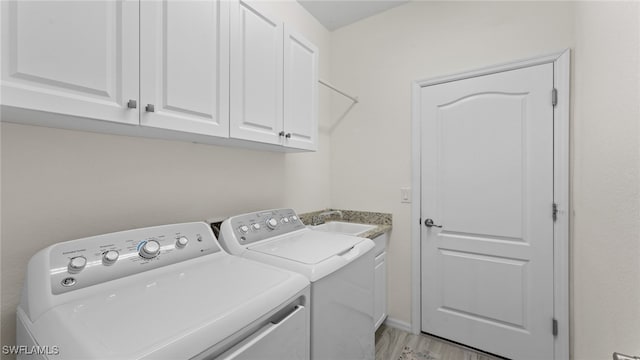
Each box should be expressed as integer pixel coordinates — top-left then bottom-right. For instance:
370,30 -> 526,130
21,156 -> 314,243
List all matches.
552,88 -> 558,107
552,203 -> 558,221
552,318 -> 558,336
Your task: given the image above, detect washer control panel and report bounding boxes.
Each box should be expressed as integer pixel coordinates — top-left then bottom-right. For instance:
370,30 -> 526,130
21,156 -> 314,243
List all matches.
49,222 -> 219,295
228,209 -> 305,245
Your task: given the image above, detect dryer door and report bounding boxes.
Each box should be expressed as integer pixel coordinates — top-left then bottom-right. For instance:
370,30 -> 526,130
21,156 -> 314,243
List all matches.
216,304 -> 308,360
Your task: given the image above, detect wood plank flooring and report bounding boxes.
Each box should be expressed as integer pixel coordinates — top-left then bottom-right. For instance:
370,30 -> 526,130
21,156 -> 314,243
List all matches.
375,324 -> 504,360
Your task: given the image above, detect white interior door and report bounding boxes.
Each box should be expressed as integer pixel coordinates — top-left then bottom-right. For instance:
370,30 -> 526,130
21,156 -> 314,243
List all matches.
420,63 -> 555,360
140,0 -> 229,137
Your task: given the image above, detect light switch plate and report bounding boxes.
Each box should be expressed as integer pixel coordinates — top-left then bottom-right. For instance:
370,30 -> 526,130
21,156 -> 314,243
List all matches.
400,187 -> 411,203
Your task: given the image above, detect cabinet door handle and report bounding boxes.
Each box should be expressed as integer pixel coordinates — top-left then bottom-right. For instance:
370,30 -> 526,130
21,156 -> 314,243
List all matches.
127,99 -> 137,109
279,131 -> 285,137
285,133 -> 291,139
145,104 -> 155,112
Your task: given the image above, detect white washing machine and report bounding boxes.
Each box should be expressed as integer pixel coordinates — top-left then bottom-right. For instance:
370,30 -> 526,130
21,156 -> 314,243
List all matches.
17,222 -> 311,360
218,209 -> 375,360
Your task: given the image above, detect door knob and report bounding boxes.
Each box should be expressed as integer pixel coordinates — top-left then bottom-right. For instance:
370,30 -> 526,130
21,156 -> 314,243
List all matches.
127,99 -> 137,109
145,104 -> 155,112
424,218 -> 442,228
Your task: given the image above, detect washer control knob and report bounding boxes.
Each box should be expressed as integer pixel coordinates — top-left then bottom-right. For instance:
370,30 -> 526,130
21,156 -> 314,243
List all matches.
239,225 -> 250,234
68,256 -> 87,273
266,218 -> 278,230
252,223 -> 261,231
291,215 -> 298,222
139,240 -> 161,259
282,217 -> 290,224
176,236 -> 189,248
102,250 -> 119,265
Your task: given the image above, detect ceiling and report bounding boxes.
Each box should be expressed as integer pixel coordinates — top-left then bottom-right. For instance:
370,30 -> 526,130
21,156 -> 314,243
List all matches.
297,0 -> 409,31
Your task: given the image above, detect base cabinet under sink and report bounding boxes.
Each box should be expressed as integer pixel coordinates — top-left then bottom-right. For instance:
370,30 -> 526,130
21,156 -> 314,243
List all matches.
373,232 -> 388,330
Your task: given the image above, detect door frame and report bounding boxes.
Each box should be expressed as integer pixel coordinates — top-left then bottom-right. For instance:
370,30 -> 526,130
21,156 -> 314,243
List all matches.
410,49 -> 570,359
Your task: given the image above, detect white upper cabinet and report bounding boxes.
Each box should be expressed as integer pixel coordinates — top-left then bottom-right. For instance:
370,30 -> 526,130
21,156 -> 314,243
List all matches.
1,1 -> 139,125
230,0 -> 284,146
283,26 -> 318,151
230,0 -> 318,151
140,1 -> 229,137
1,0 -> 318,152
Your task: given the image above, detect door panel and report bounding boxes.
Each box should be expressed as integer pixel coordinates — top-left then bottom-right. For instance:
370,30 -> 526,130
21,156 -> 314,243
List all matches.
1,0 -> 138,125
440,250 -> 527,328
230,0 -> 283,145
439,93 -> 525,239
420,64 -> 554,360
140,0 -> 229,137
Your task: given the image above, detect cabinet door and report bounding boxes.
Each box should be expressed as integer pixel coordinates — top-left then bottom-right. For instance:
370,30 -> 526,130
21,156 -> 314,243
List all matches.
283,26 -> 318,151
374,252 -> 387,330
230,0 -> 283,145
1,1 -> 139,125
140,0 -> 229,137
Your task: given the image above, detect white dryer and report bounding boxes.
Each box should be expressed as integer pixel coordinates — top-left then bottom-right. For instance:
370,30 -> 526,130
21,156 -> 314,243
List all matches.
17,222 -> 310,360
218,209 -> 375,360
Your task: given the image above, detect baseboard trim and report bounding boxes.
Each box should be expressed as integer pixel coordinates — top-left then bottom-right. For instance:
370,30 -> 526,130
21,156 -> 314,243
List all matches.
383,317 -> 413,333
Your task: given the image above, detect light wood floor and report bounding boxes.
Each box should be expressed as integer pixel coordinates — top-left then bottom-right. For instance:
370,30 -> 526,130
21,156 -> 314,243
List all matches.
375,324 -> 504,360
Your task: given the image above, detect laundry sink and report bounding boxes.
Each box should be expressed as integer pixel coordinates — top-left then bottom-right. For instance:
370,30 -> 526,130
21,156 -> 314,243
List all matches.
310,221 -> 376,236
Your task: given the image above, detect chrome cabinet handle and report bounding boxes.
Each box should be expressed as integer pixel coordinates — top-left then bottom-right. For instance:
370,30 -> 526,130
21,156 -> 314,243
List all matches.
127,99 -> 137,109
145,104 -> 155,112
279,131 -> 285,137
285,133 -> 291,139
424,219 -> 442,228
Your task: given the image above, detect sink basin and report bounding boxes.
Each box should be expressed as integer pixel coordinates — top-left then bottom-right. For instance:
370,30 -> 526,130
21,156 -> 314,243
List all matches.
310,221 -> 376,236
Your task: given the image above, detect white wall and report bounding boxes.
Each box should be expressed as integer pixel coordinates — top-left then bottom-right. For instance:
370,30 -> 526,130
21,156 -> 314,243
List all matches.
330,1 -> 640,358
0,1 -> 331,352
330,0 -> 576,329
572,2 -> 640,358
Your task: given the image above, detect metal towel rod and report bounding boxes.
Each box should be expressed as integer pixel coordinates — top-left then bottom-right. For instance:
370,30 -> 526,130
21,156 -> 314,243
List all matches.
318,79 -> 359,103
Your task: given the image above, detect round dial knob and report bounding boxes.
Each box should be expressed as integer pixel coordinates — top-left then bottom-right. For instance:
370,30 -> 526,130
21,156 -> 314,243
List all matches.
139,240 -> 161,259
68,256 -> 87,273
239,225 -> 250,234
252,223 -> 261,231
291,215 -> 298,222
282,217 -> 290,224
176,236 -> 189,248
266,218 -> 278,230
102,250 -> 119,265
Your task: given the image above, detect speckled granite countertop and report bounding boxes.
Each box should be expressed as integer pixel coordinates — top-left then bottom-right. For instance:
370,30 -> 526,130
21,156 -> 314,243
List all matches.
299,209 -> 392,239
